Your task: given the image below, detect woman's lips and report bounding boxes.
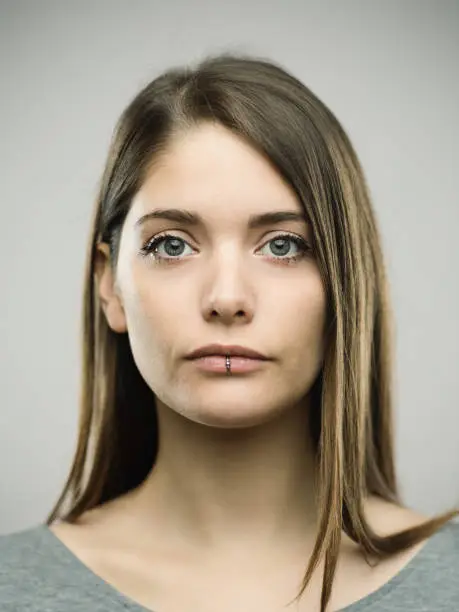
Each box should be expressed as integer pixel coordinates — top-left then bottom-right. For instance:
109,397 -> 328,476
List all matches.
189,355 -> 268,373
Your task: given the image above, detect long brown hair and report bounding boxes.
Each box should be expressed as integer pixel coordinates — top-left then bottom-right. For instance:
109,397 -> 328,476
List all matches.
45,52 -> 459,611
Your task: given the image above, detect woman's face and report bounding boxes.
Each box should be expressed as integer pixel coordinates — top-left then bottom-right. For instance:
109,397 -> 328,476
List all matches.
101,122 -> 327,428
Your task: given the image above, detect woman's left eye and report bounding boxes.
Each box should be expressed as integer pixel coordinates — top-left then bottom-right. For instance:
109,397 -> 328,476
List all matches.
140,233 -> 311,264
259,235 -> 311,261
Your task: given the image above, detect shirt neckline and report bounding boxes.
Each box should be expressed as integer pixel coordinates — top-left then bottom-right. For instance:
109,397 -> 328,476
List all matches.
38,519 -> 457,612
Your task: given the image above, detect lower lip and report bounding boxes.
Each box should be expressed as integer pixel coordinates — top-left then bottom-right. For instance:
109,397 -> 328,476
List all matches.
189,356 -> 268,373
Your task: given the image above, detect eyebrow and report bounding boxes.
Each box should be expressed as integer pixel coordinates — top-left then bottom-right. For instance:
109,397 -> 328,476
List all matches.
134,208 -> 309,230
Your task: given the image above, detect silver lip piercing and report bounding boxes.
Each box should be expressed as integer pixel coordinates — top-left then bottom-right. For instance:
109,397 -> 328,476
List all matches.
225,354 -> 231,375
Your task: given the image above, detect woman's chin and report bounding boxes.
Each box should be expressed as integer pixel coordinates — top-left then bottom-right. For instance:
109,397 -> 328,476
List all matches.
180,405 -> 285,430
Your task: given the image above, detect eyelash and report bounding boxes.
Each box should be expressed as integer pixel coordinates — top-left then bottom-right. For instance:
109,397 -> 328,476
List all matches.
139,232 -> 312,265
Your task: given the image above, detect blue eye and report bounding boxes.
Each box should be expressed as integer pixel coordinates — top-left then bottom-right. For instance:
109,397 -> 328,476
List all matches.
143,235 -> 192,259
140,233 -> 312,265
259,235 -> 310,262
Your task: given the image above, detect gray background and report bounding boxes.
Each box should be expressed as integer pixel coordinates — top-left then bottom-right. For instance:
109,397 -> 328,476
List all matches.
0,0 -> 458,535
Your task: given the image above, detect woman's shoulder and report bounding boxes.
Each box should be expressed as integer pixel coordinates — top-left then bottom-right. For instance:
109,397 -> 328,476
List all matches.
416,517 -> 459,562
373,519 -> 459,611
0,523 -> 59,579
0,523 -> 50,566
0,523 -> 80,611
367,500 -> 459,579
1,515 -> 458,612
334,501 -> 459,611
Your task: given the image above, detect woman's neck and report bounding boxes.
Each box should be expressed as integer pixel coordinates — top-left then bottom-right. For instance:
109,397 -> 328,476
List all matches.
122,396 -> 319,556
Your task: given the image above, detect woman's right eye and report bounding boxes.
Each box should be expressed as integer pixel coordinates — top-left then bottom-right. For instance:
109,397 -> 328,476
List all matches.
140,233 -> 193,263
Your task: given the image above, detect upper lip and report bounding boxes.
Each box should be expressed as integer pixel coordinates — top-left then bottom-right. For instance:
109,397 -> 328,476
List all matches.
186,344 -> 270,360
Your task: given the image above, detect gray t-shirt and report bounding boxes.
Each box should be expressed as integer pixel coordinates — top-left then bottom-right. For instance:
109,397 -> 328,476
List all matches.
0,519 -> 458,611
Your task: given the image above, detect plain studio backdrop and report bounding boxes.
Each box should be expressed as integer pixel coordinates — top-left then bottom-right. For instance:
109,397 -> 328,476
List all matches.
0,0 -> 458,535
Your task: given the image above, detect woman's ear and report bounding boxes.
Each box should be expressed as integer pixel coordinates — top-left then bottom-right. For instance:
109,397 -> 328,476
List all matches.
94,242 -> 127,333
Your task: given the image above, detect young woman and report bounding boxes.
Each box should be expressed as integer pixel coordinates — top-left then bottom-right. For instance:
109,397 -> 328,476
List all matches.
1,53 -> 458,612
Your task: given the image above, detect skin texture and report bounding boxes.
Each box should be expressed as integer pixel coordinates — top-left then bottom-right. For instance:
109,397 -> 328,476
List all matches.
61,122 -> 431,611
96,122 -> 327,553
